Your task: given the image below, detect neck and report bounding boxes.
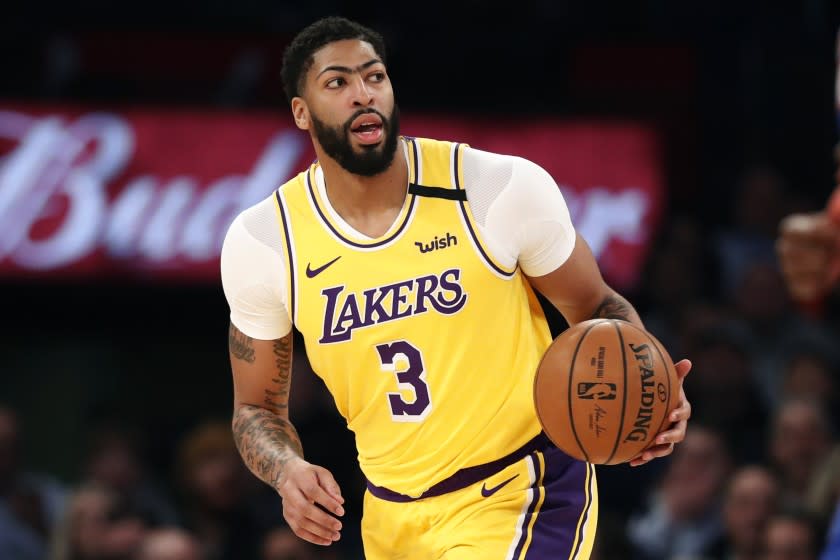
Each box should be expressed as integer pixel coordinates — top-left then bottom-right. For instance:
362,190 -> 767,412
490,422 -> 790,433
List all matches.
316,139 -> 409,237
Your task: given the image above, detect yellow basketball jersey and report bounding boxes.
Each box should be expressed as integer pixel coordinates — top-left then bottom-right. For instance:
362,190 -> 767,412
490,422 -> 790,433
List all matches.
273,137 -> 553,497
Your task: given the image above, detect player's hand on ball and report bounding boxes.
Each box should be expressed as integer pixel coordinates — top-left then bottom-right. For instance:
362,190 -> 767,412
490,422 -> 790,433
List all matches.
629,359 -> 692,467
276,457 -> 345,545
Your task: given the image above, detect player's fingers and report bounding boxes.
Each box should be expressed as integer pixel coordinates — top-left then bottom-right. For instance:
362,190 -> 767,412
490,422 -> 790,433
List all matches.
646,443 -> 675,459
654,419 -> 688,446
630,443 -> 674,467
313,467 -> 345,509
668,394 -> 691,424
673,359 -> 692,380
283,487 -> 342,530
297,510 -> 342,543
302,478 -> 344,517
285,495 -> 341,544
629,442 -> 674,467
299,498 -> 343,533
295,526 -> 337,547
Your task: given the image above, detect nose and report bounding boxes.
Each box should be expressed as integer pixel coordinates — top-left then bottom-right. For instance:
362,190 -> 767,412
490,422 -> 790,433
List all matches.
351,75 -> 374,107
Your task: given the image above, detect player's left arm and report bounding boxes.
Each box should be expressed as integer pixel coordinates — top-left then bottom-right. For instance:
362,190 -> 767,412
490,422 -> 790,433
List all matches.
528,233 -> 692,466
468,149 -> 691,465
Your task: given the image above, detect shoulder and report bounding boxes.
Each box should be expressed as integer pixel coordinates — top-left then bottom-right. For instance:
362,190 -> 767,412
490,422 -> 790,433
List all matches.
462,146 -> 554,185
224,194 -> 283,247
221,192 -> 292,339
461,146 -> 562,211
221,193 -> 287,277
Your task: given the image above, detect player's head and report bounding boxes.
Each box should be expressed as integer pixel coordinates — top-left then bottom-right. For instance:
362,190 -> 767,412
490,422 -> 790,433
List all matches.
281,16 -> 400,177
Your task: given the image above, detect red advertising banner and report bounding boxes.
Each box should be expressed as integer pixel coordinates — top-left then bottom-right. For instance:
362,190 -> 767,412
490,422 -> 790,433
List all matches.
0,106 -> 663,289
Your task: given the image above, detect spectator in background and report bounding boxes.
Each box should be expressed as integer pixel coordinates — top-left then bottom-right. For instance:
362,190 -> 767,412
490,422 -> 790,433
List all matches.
781,347 -> 840,527
83,423 -> 178,528
680,325 -> 768,463
261,526 -> 327,560
775,136 -> 840,560
135,528 -> 204,560
0,406 -> 66,560
762,508 -> 824,560
729,261 -> 837,409
769,398 -> 833,507
779,345 -> 840,430
717,164 -> 789,299
710,465 -> 780,560
176,421 -> 266,560
628,423 -> 732,560
50,483 -> 146,560
639,216 -> 720,353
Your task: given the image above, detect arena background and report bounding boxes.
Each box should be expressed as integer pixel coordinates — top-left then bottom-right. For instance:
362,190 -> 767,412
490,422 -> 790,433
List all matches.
2,1 -> 840,559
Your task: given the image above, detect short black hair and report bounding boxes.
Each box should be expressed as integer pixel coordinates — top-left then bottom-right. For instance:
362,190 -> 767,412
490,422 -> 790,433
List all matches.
281,16 -> 387,104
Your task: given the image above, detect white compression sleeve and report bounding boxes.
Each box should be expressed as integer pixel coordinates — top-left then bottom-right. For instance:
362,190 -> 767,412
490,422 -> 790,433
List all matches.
220,196 -> 292,340
461,147 -> 576,276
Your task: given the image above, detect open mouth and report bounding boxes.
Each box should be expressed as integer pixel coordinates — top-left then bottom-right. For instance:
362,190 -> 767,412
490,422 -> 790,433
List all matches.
350,114 -> 384,145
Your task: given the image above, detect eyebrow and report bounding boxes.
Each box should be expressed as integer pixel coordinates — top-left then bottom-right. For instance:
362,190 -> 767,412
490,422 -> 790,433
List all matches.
316,59 -> 382,78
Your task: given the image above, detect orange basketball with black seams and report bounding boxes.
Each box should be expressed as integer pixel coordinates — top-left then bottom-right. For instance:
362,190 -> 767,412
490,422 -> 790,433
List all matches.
533,318 -> 680,465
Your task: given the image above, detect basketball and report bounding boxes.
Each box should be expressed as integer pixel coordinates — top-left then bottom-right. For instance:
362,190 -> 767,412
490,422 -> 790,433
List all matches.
533,319 -> 680,465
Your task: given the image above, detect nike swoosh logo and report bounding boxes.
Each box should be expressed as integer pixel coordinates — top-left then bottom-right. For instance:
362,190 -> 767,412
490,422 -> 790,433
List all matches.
480,474 -> 519,498
305,256 -> 341,278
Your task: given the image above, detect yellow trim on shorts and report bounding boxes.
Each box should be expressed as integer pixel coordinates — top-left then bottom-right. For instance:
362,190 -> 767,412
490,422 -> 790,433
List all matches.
568,464 -> 597,560
577,465 -> 598,559
518,452 -> 547,560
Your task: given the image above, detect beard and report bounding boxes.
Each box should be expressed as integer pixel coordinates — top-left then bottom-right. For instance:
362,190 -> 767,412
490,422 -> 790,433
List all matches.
310,104 -> 401,177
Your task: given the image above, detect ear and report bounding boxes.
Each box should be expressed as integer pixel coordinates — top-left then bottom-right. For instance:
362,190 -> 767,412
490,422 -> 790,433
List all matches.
291,97 -> 310,131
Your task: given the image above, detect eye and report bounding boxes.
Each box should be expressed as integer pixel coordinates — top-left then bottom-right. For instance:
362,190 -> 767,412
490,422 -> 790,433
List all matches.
369,72 -> 386,83
325,77 -> 345,89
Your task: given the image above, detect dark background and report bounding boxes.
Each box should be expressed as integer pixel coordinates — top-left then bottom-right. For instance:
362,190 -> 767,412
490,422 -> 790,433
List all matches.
1,1 -> 840,559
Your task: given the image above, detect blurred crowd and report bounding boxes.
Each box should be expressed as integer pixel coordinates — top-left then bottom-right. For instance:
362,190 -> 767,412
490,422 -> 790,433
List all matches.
0,396 -> 362,560
2,162 -> 840,560
592,162 -> 840,560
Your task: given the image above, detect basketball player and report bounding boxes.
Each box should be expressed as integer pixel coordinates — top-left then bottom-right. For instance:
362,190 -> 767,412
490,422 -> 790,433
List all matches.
221,16 -> 692,559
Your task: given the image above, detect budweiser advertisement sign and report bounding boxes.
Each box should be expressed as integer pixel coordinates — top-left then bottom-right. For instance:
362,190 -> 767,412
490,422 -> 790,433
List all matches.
0,106 -> 663,289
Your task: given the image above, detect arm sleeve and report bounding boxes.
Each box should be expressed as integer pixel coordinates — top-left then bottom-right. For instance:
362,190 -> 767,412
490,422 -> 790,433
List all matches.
220,205 -> 292,340
463,147 -> 576,277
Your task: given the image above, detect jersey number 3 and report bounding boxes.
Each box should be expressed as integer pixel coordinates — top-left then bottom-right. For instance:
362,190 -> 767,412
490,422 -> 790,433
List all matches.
376,340 -> 432,422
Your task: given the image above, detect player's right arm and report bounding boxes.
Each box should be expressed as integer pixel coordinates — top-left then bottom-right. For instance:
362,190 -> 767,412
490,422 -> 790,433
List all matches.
229,326 -> 344,546
221,206 -> 343,546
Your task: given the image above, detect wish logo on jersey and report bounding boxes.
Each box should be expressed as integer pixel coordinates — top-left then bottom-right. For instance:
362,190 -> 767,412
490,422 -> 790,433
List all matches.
319,268 -> 468,343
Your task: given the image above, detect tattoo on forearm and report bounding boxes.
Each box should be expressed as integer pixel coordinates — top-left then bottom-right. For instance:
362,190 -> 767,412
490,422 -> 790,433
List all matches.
264,334 -> 293,411
232,404 -> 303,488
591,294 -> 635,321
229,325 -> 256,363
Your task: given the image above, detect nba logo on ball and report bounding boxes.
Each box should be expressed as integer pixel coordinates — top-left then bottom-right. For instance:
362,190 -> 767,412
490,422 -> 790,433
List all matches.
534,319 -> 680,465
577,382 -> 617,400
